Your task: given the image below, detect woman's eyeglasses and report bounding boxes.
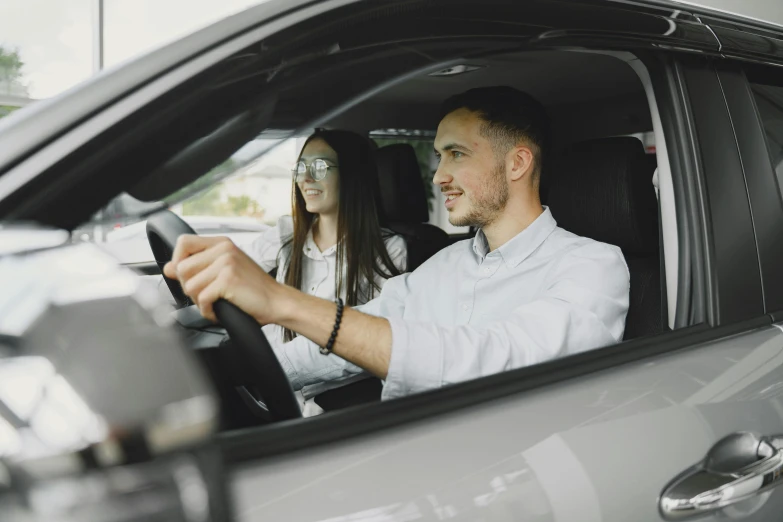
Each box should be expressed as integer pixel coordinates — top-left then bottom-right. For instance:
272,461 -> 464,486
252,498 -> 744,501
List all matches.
292,159 -> 338,182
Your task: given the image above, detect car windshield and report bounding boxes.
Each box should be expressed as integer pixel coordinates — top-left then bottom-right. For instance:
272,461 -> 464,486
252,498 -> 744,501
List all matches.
74,133 -> 309,263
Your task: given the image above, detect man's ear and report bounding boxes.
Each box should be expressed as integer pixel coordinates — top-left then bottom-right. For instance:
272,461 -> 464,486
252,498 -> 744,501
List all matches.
508,145 -> 535,182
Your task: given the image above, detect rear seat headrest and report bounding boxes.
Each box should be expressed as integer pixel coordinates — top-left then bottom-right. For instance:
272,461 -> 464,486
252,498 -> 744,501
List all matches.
375,144 -> 430,224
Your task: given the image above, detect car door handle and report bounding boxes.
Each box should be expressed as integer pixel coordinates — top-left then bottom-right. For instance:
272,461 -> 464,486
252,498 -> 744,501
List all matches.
660,432 -> 783,520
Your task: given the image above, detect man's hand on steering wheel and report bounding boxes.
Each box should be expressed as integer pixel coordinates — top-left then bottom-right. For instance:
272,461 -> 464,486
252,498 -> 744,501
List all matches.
164,235 -> 287,325
163,230 -> 393,382
147,211 -> 301,421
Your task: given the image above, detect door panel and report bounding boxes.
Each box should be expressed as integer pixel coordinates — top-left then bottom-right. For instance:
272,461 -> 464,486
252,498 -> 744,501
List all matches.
723,62 -> 783,315
231,325 -> 783,521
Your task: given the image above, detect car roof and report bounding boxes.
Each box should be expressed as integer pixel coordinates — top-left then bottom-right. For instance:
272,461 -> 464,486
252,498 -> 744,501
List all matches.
328,50 -> 648,135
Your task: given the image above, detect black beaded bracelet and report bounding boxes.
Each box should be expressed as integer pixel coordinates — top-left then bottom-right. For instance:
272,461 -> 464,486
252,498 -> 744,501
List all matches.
319,298 -> 344,355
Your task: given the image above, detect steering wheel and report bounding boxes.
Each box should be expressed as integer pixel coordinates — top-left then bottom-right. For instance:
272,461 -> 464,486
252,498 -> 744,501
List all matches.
146,210 -> 301,421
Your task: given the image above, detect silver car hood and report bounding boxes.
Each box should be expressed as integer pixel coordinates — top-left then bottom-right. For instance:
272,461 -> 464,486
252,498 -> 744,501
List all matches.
0,226 -> 217,480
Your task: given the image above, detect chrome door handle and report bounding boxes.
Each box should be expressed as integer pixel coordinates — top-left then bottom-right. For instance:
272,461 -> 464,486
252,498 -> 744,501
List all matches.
660,432 -> 783,520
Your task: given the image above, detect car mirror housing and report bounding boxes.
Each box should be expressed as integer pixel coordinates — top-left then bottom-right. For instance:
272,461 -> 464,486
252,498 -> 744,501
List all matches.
0,228 -> 221,521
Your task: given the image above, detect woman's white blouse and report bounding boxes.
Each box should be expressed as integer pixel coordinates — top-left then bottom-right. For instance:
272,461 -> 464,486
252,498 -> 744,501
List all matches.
244,215 -> 407,304
240,215 -> 408,412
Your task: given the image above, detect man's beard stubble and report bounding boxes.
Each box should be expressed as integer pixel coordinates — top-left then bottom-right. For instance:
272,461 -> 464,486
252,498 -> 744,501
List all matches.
448,160 -> 509,228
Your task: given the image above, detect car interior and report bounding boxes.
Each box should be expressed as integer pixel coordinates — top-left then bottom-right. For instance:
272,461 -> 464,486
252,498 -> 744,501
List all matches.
134,47 -> 671,427
347,49 -> 664,330
282,49 -> 664,413
358,48 -> 667,334
35,5 -> 678,428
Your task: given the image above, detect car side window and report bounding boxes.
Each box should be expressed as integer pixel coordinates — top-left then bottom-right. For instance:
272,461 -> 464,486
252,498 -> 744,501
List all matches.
747,68 -> 783,194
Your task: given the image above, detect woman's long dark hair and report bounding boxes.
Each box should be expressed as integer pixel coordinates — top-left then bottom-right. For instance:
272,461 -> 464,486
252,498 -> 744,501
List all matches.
282,130 -> 401,341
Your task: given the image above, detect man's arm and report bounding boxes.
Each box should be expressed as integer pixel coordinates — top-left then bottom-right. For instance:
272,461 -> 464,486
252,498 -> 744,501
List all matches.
166,236 -> 628,399
268,240 -> 628,399
164,235 -> 398,378
379,241 -> 629,398
274,286 -> 393,378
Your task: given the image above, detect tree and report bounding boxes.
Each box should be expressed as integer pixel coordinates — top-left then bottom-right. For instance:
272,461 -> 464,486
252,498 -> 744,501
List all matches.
0,47 -> 23,80
0,46 -> 28,98
226,194 -> 263,217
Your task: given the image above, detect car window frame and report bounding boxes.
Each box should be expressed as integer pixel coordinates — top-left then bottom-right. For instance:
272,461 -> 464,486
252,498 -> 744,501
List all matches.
223,46 -> 767,462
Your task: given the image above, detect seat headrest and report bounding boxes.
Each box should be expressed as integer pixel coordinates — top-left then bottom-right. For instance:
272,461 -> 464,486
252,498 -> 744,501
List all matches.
375,144 -> 429,224
547,137 -> 658,256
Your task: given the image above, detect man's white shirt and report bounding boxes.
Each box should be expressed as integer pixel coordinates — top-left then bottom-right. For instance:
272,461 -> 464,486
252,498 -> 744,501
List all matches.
269,207 -> 630,400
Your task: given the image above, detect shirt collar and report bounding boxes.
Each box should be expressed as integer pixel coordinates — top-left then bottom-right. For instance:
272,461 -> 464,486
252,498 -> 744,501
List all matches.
303,226 -> 336,259
471,206 -> 558,268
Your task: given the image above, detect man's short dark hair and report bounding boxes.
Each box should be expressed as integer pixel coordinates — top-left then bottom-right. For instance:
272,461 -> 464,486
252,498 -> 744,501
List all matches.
439,86 -> 550,183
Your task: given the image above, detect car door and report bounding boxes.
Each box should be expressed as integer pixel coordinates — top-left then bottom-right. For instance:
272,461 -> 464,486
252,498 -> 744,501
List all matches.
220,11 -> 783,522
720,69 -> 783,313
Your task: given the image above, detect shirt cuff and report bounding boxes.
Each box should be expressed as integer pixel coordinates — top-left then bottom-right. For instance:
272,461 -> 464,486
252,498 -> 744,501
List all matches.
381,318 -> 443,400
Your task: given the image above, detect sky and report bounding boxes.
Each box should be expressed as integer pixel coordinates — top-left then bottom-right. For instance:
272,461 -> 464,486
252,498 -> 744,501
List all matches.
0,0 -> 266,99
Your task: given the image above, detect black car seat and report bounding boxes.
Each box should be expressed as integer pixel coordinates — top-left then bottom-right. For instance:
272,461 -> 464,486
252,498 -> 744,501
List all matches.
547,137 -> 663,340
375,143 -> 450,271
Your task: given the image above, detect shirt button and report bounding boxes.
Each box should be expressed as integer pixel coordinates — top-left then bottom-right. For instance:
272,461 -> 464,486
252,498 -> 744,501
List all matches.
462,304 -> 469,311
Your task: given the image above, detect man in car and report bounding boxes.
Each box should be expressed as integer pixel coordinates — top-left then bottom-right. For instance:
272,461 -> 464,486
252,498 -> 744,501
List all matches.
164,86 -> 630,399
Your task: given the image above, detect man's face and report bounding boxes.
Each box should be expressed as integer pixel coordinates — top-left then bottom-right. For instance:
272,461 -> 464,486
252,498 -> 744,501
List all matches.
433,109 -> 509,228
